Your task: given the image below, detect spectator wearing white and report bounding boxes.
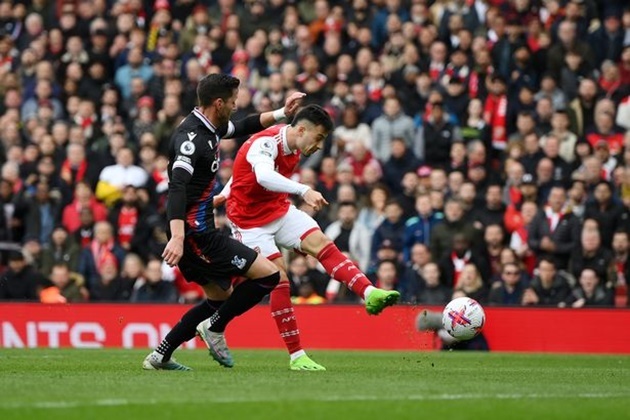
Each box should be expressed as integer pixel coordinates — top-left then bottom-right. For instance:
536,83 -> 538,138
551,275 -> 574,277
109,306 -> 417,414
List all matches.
324,201 -> 372,273
97,147 -> 148,206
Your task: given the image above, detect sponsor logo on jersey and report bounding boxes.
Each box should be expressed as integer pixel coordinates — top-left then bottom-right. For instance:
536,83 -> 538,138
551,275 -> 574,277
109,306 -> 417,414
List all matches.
231,255 -> 247,270
187,132 -> 197,141
180,141 -> 195,155
176,155 -> 192,163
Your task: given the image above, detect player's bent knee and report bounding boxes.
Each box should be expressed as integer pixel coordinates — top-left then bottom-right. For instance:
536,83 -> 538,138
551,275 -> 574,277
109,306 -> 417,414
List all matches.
203,283 -> 232,301
256,271 -> 281,288
247,254 -> 280,278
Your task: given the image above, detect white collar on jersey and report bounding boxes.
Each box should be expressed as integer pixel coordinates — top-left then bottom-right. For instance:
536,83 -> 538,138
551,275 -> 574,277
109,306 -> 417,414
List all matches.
193,107 -> 217,133
280,125 -> 295,155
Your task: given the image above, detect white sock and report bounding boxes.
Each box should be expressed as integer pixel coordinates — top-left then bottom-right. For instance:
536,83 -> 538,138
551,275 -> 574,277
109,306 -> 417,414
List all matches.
364,285 -> 376,300
290,350 -> 306,362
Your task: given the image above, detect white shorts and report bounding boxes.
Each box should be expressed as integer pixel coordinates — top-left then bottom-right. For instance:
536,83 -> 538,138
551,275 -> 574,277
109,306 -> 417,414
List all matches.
228,205 -> 320,260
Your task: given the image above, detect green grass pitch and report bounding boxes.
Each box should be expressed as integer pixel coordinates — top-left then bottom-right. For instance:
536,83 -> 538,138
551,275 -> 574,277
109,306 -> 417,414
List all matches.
1,349 -> 629,419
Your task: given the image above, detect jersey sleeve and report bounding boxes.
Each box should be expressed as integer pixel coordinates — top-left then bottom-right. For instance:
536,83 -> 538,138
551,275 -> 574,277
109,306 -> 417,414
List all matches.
220,114 -> 264,139
167,130 -> 203,221
246,137 -> 310,196
245,136 -> 279,168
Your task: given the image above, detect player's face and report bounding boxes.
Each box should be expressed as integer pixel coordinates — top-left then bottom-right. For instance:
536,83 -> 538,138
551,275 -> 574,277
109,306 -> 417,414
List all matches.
298,124 -> 328,156
217,88 -> 238,125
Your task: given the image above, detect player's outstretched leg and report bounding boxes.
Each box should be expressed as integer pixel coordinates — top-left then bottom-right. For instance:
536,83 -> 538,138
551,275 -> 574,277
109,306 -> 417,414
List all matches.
269,267 -> 326,371
197,268 -> 280,367
142,298 -> 224,371
312,239 -> 400,315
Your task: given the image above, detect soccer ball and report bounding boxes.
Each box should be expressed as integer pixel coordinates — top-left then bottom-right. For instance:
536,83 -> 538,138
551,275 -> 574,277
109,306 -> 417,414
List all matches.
442,297 -> 486,340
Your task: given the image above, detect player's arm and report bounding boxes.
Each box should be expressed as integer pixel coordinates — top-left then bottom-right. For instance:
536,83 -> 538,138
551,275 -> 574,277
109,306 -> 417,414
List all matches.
247,138 -> 329,211
163,134 -> 198,266
223,92 -> 306,138
214,177 -> 232,207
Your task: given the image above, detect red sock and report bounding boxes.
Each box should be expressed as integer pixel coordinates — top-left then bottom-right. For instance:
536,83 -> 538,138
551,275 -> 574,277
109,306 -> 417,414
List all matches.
317,243 -> 372,298
270,282 -> 302,355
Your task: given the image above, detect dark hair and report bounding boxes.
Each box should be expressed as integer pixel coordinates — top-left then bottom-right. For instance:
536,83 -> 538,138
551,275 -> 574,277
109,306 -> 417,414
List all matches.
338,201 -> 357,209
7,250 -> 25,262
291,104 -> 334,132
196,73 -> 240,107
384,197 -> 402,208
52,262 -> 70,271
594,180 -> 613,191
538,256 -> 556,267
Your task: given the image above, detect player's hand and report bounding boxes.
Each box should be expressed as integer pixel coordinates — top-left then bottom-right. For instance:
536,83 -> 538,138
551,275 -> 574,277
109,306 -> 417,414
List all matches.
162,236 -> 184,267
302,189 -> 328,212
284,92 -> 306,117
213,194 -> 227,208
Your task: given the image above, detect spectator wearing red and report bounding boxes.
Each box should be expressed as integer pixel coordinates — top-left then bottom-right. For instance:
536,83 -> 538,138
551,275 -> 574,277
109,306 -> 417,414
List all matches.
484,75 -> 509,152
61,182 -> 107,234
78,221 -> 126,292
584,107 -> 625,156
59,143 -> 99,197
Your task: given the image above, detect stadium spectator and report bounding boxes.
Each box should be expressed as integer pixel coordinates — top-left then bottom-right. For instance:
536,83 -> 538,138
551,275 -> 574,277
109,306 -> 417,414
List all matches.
439,232 -> 488,290
324,201 -> 371,273
430,198 -> 476,262
40,226 -> 80,278
371,96 -> 415,162
569,221 -> 615,286
61,182 -> 107,234
96,147 -> 148,206
370,198 -> 405,269
523,257 -> 572,307
488,262 -> 526,306
415,262 -> 450,306
42,262 -> 87,303
357,184 -> 389,233
0,251 -> 46,301
584,181 -> 624,248
452,263 -> 488,304
78,221 -> 126,292
563,268 -> 614,308
24,180 -> 61,246
89,255 -> 133,302
528,185 -> 580,270
402,193 -> 443,263
382,139 -> 421,196
130,259 -> 177,303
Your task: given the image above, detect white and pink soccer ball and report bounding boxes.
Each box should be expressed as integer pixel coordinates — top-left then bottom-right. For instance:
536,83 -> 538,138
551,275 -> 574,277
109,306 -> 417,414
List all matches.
442,297 -> 486,341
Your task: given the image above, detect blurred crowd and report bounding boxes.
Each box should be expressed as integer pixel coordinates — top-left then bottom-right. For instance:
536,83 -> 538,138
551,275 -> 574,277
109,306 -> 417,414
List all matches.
0,0 -> 628,308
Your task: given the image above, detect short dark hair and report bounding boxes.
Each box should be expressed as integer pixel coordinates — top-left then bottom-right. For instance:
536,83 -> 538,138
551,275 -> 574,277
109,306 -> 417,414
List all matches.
539,256 -> 556,267
338,201 -> 357,210
196,73 -> 240,107
291,104 -> 334,133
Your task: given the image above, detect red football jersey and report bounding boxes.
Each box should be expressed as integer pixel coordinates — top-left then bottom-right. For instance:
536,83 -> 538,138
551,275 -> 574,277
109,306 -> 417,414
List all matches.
227,125 -> 301,228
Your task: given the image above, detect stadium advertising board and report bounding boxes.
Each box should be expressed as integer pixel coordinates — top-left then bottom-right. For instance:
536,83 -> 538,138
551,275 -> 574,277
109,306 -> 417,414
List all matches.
1,304 -> 629,353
